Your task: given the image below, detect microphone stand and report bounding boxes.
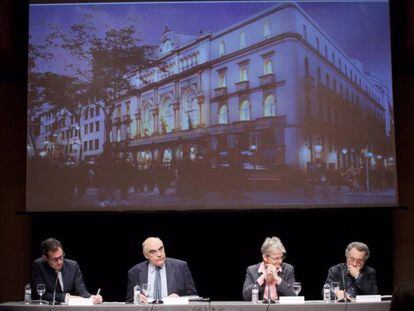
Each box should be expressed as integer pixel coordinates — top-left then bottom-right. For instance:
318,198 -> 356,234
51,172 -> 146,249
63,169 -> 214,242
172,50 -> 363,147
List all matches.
263,282 -> 275,304
51,271 -> 59,305
152,286 -> 163,304
340,265 -> 350,304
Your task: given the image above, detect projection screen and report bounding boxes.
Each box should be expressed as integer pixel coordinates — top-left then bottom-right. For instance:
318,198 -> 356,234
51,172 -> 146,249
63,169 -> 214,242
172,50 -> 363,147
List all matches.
26,0 -> 397,211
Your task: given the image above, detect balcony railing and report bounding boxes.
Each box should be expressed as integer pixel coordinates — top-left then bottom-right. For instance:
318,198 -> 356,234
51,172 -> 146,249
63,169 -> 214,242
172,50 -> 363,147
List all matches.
214,87 -> 227,98
235,81 -> 249,92
254,115 -> 287,129
259,74 -> 275,87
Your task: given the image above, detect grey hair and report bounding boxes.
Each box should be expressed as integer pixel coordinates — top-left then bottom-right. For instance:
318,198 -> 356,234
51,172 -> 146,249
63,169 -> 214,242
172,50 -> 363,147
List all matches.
142,237 -> 163,253
261,236 -> 286,255
345,241 -> 370,260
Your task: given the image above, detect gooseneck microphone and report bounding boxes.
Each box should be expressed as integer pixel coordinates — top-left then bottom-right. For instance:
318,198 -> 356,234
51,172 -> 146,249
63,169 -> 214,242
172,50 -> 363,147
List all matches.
51,270 -> 59,305
267,282 -> 275,304
152,286 -> 163,304
341,265 -> 350,304
263,272 -> 275,304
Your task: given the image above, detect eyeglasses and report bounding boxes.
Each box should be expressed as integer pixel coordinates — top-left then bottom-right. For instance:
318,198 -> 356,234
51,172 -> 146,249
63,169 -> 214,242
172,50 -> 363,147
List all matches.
348,256 -> 364,265
267,254 -> 285,261
148,246 -> 164,256
48,253 -> 65,263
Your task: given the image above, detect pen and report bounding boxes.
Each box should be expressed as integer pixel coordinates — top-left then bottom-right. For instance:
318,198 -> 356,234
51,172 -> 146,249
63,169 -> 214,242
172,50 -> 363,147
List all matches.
96,288 -> 101,296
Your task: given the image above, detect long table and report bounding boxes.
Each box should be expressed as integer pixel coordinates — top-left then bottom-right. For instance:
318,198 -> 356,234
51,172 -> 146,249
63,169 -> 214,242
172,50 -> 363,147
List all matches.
0,301 -> 391,311
210,301 -> 390,310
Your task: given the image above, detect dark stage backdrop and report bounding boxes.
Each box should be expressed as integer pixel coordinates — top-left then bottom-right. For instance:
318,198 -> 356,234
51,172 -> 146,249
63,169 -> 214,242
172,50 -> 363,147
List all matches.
31,208 -> 393,301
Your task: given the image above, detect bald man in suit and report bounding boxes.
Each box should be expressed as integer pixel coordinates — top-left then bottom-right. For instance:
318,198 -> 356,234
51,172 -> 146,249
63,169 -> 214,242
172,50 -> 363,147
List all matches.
126,237 -> 197,303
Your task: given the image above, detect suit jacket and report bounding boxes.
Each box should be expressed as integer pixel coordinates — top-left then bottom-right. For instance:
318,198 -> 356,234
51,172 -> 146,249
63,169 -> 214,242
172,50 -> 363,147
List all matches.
324,263 -> 378,297
242,262 -> 296,301
32,257 -> 90,302
126,257 -> 197,302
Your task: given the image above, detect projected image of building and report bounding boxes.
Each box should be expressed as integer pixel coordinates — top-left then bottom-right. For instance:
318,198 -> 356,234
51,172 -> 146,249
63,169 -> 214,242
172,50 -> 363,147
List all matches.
103,3 -> 394,199
28,2 -> 396,209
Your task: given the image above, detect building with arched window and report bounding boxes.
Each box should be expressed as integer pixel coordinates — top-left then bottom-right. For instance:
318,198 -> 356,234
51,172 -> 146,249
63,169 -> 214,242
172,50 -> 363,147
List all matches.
105,2 -> 392,180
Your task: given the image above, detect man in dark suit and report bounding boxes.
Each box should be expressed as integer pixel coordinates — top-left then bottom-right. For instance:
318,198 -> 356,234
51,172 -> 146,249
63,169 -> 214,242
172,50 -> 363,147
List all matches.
126,237 -> 197,303
242,236 -> 296,301
32,238 -> 102,304
324,241 -> 378,299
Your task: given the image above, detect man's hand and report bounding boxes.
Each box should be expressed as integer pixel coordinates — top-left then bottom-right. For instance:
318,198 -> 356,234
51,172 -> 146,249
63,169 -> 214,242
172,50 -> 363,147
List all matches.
348,265 -> 361,279
139,292 -> 178,303
92,295 -> 103,304
336,290 -> 351,301
140,293 -> 148,304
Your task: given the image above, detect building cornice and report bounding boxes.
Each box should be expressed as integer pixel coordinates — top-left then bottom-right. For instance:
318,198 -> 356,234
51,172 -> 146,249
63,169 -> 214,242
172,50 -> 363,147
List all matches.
211,3 -> 297,40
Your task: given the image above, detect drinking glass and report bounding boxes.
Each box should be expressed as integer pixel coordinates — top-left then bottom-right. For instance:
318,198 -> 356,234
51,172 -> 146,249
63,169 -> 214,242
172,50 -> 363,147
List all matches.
141,283 -> 150,304
330,282 -> 340,302
292,282 -> 302,296
36,284 -> 46,304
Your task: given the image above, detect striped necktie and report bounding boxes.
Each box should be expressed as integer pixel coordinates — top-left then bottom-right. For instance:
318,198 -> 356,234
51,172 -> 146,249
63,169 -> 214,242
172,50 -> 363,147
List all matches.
154,267 -> 162,300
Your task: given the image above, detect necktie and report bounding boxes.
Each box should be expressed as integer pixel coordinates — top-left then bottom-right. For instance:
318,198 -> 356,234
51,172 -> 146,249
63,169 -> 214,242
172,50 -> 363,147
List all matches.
57,270 -> 64,291
154,267 -> 162,300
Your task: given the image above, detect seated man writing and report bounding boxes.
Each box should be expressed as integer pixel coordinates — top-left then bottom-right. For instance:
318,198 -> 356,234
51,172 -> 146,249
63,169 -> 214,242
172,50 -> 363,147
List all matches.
32,238 -> 102,304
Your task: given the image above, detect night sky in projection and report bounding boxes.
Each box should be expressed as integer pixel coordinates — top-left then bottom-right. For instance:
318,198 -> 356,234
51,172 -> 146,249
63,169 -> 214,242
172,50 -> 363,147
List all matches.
29,1 -> 392,96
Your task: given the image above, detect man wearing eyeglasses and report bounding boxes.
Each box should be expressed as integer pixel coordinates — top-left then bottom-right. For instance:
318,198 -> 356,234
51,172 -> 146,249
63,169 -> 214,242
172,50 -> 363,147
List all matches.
242,236 -> 296,301
126,237 -> 198,303
324,241 -> 378,300
32,238 -> 102,304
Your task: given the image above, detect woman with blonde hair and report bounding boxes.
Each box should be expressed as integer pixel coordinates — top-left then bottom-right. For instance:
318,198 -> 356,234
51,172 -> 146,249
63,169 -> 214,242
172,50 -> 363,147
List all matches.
242,236 -> 296,301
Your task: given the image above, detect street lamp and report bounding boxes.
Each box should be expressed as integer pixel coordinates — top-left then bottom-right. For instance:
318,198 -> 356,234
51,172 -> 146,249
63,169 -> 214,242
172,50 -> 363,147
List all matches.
250,144 -> 257,188
363,147 -> 372,192
341,148 -> 347,168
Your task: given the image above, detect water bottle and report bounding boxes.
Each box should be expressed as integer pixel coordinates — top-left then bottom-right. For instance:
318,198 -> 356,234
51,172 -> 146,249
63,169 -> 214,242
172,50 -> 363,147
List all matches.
323,283 -> 331,303
251,283 -> 259,304
24,283 -> 31,304
133,285 -> 141,305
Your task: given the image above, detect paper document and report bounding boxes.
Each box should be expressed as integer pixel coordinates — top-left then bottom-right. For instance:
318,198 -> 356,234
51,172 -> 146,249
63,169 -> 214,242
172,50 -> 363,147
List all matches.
67,296 -> 93,306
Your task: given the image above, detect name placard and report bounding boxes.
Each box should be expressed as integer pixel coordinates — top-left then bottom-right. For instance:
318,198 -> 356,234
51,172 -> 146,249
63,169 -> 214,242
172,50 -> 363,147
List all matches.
356,295 -> 381,302
162,297 -> 189,305
279,296 -> 305,304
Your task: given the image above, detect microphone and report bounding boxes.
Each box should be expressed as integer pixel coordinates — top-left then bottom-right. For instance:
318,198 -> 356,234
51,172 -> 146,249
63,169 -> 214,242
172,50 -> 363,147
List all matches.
152,286 -> 163,304
339,265 -> 350,303
51,270 -> 59,305
263,271 -> 275,304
